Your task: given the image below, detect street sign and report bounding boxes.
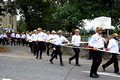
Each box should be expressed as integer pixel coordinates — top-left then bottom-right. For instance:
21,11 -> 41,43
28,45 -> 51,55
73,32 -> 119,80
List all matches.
94,16 -> 111,29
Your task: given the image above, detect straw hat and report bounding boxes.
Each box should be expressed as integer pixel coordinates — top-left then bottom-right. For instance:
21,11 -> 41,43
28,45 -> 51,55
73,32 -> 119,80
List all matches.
37,28 -> 42,31
58,30 -> 62,33
75,29 -> 80,32
34,30 -> 37,32
51,30 -> 56,33
43,30 -> 46,32
96,26 -> 103,32
47,31 -> 50,34
112,33 -> 118,37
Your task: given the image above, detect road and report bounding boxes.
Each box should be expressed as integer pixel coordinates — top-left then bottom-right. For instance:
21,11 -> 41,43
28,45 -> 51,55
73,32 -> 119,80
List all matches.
0,45 -> 120,80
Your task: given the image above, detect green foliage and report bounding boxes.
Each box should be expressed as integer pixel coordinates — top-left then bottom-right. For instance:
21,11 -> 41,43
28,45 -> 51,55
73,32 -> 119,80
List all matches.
17,17 -> 27,32
7,0 -> 120,32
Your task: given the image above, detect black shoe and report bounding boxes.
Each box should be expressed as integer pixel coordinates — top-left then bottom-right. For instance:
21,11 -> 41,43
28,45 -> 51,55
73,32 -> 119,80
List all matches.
95,73 -> 99,77
102,65 -> 105,71
49,60 -> 53,64
40,57 -> 42,59
69,59 -> 71,64
76,64 -> 81,66
60,63 -> 64,66
90,73 -> 98,78
36,57 -> 38,59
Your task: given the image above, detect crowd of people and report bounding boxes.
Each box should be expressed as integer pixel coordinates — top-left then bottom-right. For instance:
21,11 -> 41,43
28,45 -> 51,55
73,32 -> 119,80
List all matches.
0,27 -> 120,78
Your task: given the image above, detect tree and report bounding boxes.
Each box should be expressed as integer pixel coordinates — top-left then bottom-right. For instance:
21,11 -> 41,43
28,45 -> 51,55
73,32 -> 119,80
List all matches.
17,17 -> 27,32
0,0 -> 6,16
7,0 -> 56,31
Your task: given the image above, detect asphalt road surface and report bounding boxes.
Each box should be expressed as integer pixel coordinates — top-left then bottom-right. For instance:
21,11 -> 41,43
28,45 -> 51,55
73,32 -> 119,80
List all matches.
0,45 -> 120,80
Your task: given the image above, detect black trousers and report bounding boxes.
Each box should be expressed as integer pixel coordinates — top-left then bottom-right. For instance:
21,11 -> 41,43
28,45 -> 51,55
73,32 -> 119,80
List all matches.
46,43 -> 51,56
1,38 -> 5,45
51,44 -> 55,56
90,50 -> 102,74
29,42 -> 33,53
33,41 -> 39,55
0,38 -> 1,45
17,38 -> 20,45
36,41 -> 44,58
50,46 -> 63,64
26,41 -> 29,47
102,54 -> 119,73
4,38 -> 9,45
88,50 -> 93,59
69,48 -> 80,65
11,37 -> 16,45
21,39 -> 25,46
43,42 -> 46,51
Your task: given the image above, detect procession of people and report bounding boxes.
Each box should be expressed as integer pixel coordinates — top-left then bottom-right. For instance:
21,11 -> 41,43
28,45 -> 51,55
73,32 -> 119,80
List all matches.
0,26 -> 120,78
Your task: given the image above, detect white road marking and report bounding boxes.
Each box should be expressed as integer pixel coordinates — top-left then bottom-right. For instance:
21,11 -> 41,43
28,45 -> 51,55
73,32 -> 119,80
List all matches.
81,71 -> 120,78
2,78 -> 12,80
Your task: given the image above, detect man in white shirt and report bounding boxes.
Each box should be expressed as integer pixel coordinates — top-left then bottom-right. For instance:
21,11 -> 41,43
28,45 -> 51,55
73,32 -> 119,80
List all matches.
102,33 -> 120,74
89,26 -> 105,78
21,32 -> 26,46
49,30 -> 58,58
16,32 -> 21,45
27,32 -> 33,53
46,31 -> 51,56
10,31 -> 16,45
31,30 -> 39,56
49,30 -> 70,66
3,31 -> 9,45
26,31 -> 30,47
69,29 -> 81,66
37,28 -> 45,59
43,30 -> 47,51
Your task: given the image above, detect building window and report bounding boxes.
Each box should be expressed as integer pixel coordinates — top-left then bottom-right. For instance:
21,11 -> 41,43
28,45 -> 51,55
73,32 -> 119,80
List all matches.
0,18 -> 2,22
8,15 -> 11,24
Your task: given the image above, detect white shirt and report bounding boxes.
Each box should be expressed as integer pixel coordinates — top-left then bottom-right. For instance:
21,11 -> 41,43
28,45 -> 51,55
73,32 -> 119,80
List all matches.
26,33 -> 29,39
49,34 -> 58,43
11,33 -> 16,37
89,33 -> 104,48
3,33 -> 7,38
31,33 -> 38,41
55,36 -> 68,45
27,36 -> 32,42
16,34 -> 21,38
72,35 -> 81,46
43,33 -> 47,40
21,34 -> 26,39
38,32 -> 45,41
1,34 -> 4,38
108,38 -> 119,54
46,34 -> 51,41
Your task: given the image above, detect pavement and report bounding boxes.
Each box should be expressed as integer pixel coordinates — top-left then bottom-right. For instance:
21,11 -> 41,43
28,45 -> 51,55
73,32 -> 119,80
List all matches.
0,45 -> 120,80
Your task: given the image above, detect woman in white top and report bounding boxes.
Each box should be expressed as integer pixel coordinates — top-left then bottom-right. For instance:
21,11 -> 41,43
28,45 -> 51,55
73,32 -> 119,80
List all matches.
102,33 -> 120,74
